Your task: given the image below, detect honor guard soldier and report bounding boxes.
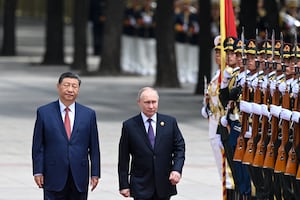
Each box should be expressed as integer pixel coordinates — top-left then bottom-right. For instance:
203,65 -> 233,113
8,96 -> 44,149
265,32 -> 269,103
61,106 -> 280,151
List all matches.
136,0 -> 156,38
174,0 -> 198,44
293,45 -> 300,198
277,42 -> 300,199
254,39 -> 280,200
89,0 -> 106,55
239,38 -> 266,199
201,35 -> 236,199
245,39 -> 272,200
201,35 -> 224,181
219,36 -> 254,199
219,37 -> 252,199
268,42 -> 292,200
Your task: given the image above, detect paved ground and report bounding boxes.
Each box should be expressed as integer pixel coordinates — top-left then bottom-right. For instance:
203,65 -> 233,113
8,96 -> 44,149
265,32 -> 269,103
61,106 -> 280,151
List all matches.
0,19 -> 222,199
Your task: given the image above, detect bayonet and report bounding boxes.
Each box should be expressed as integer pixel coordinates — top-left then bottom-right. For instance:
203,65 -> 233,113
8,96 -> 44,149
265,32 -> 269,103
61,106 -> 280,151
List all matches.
264,29 -> 269,72
255,28 -> 260,73
241,26 -> 247,78
270,30 -> 276,87
294,32 -> 298,79
280,32 -> 285,81
271,30 -> 276,72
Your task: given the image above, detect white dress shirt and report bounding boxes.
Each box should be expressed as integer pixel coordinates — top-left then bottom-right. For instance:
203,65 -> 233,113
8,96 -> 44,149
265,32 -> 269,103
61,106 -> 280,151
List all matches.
59,100 -> 75,132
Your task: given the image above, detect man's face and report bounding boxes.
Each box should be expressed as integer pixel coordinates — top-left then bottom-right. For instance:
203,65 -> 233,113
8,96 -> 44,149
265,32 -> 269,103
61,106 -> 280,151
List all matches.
260,54 -> 272,70
138,89 -> 158,118
236,53 -> 242,67
247,54 -> 256,72
226,50 -> 236,66
57,77 -> 80,105
286,58 -> 295,76
215,49 -> 221,65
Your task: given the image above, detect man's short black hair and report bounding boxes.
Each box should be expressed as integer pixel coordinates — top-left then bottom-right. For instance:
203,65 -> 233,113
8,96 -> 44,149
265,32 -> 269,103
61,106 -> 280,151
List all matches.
58,72 -> 81,86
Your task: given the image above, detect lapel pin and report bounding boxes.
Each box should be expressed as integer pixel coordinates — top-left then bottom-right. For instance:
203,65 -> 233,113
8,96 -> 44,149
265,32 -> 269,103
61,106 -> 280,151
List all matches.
160,121 -> 165,126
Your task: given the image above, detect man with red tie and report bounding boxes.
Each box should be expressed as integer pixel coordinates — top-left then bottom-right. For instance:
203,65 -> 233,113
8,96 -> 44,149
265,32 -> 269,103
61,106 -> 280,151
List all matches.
32,72 -> 101,200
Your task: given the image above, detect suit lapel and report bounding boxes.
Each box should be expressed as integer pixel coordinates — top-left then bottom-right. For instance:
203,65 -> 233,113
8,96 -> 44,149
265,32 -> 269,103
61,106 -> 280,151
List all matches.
154,114 -> 164,148
135,115 -> 153,150
71,102 -> 80,140
53,100 -> 69,140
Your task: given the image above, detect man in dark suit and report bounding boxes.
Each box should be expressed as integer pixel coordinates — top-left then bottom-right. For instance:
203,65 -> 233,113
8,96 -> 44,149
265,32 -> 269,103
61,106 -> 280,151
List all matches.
32,72 -> 101,200
118,87 -> 185,200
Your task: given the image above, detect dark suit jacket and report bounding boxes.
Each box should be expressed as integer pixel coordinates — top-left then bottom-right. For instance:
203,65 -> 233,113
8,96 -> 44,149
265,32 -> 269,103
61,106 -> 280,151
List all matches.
32,100 -> 100,192
118,113 -> 185,199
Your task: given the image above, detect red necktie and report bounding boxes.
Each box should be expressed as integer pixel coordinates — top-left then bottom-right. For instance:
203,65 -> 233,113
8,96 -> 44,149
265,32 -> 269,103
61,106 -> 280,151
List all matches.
64,107 -> 71,139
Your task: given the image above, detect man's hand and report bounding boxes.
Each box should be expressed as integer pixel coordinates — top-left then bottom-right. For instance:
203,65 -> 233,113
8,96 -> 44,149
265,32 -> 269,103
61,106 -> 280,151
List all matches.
34,175 -> 44,188
120,188 -> 130,197
169,171 -> 181,185
90,177 -> 99,191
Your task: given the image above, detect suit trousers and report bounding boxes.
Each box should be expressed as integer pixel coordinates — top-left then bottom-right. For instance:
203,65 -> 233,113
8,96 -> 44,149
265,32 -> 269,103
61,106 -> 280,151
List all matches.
44,170 -> 88,200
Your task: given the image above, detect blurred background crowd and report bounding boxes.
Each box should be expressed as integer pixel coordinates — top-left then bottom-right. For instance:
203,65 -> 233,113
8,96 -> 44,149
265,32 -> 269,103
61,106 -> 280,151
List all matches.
118,0 -> 300,82
1,0 -> 300,86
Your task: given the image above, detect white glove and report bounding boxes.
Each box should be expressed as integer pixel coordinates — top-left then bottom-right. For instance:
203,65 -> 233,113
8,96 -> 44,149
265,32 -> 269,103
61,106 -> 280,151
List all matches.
252,78 -> 259,89
221,69 -> 232,89
223,68 -> 232,79
252,102 -> 262,115
280,108 -> 292,121
244,131 -> 252,138
270,104 -> 282,118
240,100 -> 252,114
261,104 -> 269,117
291,111 -> 300,123
221,81 -> 229,89
270,80 -> 276,95
220,116 -> 228,127
244,126 -> 252,138
292,84 -> 299,96
261,78 -> 268,91
278,82 -> 287,94
201,106 -> 208,119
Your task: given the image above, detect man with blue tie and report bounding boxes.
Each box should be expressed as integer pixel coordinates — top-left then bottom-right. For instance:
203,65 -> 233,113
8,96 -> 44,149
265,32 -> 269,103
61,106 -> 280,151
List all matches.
118,87 -> 185,200
32,72 -> 101,200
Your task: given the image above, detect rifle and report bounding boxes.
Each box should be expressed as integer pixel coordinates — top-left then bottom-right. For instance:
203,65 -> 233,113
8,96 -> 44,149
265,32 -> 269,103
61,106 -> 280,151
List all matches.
285,92 -> 299,176
286,44 -> 299,175
274,41 -> 291,173
295,78 -> 300,179
273,84 -> 290,173
242,81 -> 261,164
253,31 -> 273,167
253,84 -> 270,167
243,28 -> 261,165
233,27 -> 249,161
263,32 -> 283,169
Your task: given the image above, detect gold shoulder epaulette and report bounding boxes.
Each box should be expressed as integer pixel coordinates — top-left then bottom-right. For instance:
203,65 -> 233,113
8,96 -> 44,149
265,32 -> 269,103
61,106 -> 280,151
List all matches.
268,71 -> 276,81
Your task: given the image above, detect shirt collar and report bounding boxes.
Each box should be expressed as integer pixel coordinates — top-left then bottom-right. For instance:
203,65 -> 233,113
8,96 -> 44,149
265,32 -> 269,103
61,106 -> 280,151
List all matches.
141,112 -> 157,123
59,99 -> 75,113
